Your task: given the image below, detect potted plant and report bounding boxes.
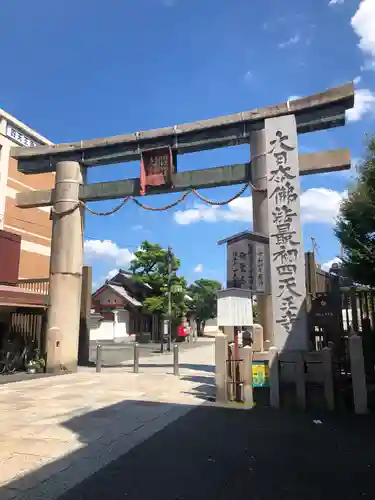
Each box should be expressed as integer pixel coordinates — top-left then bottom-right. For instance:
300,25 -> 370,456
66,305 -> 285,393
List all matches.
26,351 -> 46,374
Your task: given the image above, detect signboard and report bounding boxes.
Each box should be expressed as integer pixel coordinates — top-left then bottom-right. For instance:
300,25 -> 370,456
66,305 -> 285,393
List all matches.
218,231 -> 270,294
252,361 -> 269,387
254,243 -> 266,293
140,147 -> 177,196
310,293 -> 341,328
6,123 -> 39,148
217,288 -> 253,327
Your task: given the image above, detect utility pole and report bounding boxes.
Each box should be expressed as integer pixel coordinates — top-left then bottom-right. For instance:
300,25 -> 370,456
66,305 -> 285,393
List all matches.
167,246 -> 173,352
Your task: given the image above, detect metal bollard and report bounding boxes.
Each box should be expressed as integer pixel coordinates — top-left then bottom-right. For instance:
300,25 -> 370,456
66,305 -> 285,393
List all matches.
96,344 -> 102,373
173,343 -> 179,376
133,342 -> 140,373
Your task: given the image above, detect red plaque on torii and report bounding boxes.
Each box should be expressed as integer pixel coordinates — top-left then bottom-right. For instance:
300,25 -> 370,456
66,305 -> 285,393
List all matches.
140,147 -> 177,196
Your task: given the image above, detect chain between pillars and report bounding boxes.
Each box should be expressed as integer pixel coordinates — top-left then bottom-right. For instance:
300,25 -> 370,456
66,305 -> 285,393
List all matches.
49,149 -> 274,218
50,183 -> 251,218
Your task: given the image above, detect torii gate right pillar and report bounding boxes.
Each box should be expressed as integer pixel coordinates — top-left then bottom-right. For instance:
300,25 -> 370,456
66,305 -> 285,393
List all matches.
251,130 -> 273,350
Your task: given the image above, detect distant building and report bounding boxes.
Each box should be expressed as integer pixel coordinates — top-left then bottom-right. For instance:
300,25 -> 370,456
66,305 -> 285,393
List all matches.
91,270 -> 160,343
0,109 -> 54,279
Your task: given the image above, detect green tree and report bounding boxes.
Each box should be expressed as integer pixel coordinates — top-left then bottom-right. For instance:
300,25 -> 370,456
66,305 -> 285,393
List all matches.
336,135 -> 375,287
188,279 -> 222,336
129,241 -> 187,323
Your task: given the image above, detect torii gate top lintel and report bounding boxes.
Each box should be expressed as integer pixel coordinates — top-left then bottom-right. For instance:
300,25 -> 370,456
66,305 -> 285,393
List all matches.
11,82 -> 354,174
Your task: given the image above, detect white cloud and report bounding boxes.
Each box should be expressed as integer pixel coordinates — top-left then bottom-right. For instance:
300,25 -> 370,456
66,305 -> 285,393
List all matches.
300,188 -> 347,223
278,34 -> 300,49
354,75 -> 362,85
106,268 -> 119,279
346,88 -> 375,122
321,257 -> 342,272
287,95 -> 302,102
194,264 -> 203,273
174,196 -> 253,225
84,240 -> 134,267
174,188 -> 346,226
328,0 -> 344,6
351,0 -> 375,69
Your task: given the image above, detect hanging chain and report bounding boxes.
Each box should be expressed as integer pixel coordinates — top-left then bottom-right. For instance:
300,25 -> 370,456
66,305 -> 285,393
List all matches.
50,181 -> 254,218
81,197 -> 130,216
192,182 -> 249,205
132,191 -> 191,211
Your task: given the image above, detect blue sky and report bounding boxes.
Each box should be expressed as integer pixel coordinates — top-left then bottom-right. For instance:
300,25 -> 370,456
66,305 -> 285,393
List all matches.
1,0 -> 375,288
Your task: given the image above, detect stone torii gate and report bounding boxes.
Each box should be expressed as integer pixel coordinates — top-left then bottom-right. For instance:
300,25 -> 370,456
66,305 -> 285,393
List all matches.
12,83 -> 354,373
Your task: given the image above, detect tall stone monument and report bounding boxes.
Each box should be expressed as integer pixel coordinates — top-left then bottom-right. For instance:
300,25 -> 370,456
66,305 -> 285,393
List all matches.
265,115 -> 308,351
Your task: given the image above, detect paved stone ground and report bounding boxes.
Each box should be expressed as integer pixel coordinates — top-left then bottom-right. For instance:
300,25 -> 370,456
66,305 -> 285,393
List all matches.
56,406 -> 375,500
0,343 -> 215,500
2,339 -> 375,499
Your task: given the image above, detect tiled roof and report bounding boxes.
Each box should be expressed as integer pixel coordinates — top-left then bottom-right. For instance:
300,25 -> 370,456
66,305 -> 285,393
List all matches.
108,284 -> 142,307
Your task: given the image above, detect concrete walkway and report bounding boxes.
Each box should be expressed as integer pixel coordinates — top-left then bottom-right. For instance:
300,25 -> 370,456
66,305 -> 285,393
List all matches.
0,343 -> 215,500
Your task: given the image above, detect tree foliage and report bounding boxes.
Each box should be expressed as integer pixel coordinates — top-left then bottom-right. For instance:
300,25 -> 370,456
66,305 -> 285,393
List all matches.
335,135 -> 375,287
188,279 -> 222,334
129,241 -> 187,322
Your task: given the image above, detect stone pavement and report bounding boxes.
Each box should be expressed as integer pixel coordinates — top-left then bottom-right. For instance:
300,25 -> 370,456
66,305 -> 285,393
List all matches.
57,405 -> 375,500
0,342 -> 215,500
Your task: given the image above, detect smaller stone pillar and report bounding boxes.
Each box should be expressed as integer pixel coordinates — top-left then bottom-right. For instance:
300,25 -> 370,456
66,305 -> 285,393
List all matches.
250,324 -> 264,352
295,351 -> 306,410
349,335 -> 368,414
322,347 -> 335,411
240,345 -> 254,406
215,333 -> 228,403
268,347 -> 280,409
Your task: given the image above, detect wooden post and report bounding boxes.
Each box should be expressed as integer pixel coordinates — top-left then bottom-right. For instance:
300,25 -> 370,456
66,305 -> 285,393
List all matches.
241,345 -> 254,406
78,265 -> 92,366
322,347 -> 335,411
215,333 -> 228,403
269,347 -> 280,408
349,335 -> 368,414
46,161 -> 84,373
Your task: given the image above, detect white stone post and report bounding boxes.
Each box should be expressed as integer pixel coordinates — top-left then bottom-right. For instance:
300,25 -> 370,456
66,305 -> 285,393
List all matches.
322,347 -> 335,411
250,324 -> 264,352
113,310 -> 119,341
240,345 -> 254,406
251,130 -> 273,350
46,161 -> 84,373
269,346 -> 280,408
349,335 -> 368,414
215,333 -> 228,403
264,115 -> 308,351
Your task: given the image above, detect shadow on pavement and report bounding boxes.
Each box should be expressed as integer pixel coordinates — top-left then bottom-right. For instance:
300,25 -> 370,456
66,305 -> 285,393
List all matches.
2,394 -> 375,499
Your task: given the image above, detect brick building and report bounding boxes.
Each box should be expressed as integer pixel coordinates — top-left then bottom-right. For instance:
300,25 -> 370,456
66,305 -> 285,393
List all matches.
0,109 -> 54,279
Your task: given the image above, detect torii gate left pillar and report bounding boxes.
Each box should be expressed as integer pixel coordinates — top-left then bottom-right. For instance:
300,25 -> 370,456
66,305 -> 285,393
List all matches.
46,161 -> 84,373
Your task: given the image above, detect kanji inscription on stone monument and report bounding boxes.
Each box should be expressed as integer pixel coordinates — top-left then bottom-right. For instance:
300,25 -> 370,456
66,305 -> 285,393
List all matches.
265,115 -> 308,350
